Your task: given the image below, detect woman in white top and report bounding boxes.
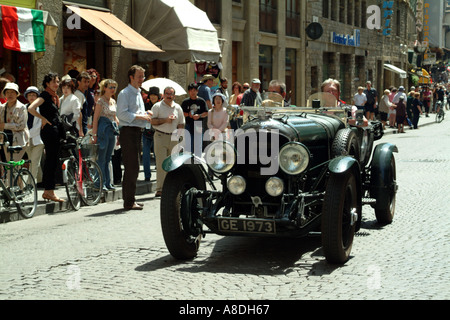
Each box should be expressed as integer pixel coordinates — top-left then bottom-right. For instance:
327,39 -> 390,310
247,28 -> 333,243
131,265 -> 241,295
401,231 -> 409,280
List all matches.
59,78 -> 83,136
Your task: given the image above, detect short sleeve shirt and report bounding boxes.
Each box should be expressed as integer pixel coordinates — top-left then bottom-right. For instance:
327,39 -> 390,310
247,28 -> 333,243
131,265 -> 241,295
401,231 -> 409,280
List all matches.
181,97 -> 207,127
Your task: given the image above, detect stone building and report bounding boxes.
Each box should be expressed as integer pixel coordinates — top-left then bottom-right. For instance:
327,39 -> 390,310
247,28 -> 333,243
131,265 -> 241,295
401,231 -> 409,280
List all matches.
1,0 -> 418,106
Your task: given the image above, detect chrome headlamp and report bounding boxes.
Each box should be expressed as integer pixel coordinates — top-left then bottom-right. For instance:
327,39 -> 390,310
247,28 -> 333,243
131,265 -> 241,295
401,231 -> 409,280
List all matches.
279,142 -> 310,175
204,141 -> 236,174
265,177 -> 284,197
227,175 -> 246,195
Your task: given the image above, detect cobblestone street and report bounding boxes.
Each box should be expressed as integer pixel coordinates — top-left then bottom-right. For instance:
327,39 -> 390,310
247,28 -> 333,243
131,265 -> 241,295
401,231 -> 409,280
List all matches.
0,116 -> 449,302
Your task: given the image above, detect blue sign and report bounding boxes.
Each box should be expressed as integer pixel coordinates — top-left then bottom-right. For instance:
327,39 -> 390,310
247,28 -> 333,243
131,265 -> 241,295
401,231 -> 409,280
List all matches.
331,29 -> 360,47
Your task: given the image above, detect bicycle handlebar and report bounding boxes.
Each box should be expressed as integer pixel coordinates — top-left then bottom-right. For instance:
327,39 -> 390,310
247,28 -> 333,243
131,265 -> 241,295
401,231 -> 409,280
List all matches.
0,131 -> 10,147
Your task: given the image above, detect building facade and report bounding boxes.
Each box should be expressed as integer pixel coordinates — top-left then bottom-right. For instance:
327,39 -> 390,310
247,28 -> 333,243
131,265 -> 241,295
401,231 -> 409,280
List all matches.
1,0 -> 421,106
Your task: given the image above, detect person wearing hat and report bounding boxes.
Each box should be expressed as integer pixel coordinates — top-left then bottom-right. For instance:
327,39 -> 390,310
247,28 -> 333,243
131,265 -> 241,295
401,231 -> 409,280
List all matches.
0,83 -> 30,164
198,74 -> 215,110
394,95 -> 407,133
24,86 -> 44,185
241,78 -> 262,107
141,86 -> 160,182
393,86 -> 407,105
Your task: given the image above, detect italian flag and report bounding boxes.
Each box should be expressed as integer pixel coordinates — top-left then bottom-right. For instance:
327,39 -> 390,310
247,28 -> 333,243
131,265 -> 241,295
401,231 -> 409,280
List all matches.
1,5 -> 45,52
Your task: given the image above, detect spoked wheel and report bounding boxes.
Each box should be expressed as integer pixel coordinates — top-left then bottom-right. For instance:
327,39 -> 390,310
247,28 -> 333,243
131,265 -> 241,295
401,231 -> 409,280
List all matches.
435,111 -> 444,123
80,159 -> 103,206
13,168 -> 37,219
65,160 -> 81,211
322,170 -> 360,264
161,167 -> 205,260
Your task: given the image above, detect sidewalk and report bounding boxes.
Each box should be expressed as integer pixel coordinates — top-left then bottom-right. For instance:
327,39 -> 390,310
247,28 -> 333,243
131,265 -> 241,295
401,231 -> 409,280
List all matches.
0,164 -> 156,223
0,114 -> 438,223
382,113 -> 437,135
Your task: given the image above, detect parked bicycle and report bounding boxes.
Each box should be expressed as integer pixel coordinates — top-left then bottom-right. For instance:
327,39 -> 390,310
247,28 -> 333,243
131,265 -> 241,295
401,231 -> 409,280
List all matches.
436,101 -> 445,123
60,133 -> 103,211
0,131 -> 37,219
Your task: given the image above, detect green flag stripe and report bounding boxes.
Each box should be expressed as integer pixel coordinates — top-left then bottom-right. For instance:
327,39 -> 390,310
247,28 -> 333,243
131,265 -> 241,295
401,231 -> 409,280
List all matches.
31,9 -> 45,52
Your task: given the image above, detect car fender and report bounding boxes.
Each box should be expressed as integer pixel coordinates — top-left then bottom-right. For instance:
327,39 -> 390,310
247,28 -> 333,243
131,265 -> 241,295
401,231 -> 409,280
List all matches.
370,143 -> 398,203
162,152 -> 206,173
370,143 -> 398,185
328,155 -> 360,175
327,155 -> 363,231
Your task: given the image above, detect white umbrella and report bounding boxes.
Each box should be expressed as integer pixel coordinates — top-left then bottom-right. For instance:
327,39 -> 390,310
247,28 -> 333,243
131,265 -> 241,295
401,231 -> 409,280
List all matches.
142,78 -> 187,96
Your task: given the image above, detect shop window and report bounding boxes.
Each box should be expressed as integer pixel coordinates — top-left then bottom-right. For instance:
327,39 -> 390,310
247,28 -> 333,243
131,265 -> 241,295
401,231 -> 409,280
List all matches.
195,0 -> 221,24
286,48 -> 297,103
259,45 -> 273,91
347,0 -> 354,25
286,0 -> 300,37
323,0 -> 329,19
260,0 -> 277,33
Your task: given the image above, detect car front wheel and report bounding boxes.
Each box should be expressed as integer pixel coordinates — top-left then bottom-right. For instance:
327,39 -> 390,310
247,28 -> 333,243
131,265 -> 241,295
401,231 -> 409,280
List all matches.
322,170 -> 359,264
160,167 -> 204,260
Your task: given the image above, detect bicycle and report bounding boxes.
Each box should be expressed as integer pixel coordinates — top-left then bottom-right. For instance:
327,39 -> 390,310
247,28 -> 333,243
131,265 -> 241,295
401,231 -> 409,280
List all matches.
436,101 -> 445,123
0,132 -> 37,219
60,134 -> 103,211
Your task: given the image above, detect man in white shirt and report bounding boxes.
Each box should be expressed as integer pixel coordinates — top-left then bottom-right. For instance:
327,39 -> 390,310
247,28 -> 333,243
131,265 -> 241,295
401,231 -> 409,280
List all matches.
151,87 -> 185,197
116,65 -> 152,210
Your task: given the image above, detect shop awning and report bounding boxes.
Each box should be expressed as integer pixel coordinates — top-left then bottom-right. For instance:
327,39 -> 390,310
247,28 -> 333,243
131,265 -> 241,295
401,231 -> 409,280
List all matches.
66,5 -> 163,53
133,0 -> 221,63
384,63 -> 407,79
418,68 -> 432,84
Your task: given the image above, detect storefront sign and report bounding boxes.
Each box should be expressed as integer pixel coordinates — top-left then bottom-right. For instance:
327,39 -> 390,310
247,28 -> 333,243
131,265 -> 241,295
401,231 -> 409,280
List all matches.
366,1 -> 394,36
330,29 -> 360,47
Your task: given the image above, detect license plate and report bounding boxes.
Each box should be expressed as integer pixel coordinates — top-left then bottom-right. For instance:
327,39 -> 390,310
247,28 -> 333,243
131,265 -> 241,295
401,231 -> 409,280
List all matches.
217,218 -> 276,234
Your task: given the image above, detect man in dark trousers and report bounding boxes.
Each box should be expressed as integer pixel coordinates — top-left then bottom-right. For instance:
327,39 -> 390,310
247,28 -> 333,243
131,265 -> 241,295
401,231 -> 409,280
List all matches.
363,81 -> 378,121
116,65 -> 152,210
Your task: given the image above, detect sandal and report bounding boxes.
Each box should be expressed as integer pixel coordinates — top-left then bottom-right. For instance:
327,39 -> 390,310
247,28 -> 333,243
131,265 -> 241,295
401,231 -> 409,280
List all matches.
42,194 -> 65,203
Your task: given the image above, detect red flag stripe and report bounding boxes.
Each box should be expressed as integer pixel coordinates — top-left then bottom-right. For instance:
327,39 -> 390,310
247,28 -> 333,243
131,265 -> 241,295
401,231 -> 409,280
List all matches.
1,5 -> 20,51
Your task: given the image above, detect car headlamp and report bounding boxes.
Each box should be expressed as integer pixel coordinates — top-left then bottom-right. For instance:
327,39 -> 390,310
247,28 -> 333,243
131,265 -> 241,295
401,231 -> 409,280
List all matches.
265,177 -> 284,197
227,175 -> 246,195
204,141 -> 236,174
279,142 -> 310,175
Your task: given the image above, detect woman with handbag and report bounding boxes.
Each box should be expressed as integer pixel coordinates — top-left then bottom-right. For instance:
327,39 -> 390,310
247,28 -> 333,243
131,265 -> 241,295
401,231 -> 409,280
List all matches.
92,79 -> 120,191
59,77 -> 83,136
28,72 -> 65,203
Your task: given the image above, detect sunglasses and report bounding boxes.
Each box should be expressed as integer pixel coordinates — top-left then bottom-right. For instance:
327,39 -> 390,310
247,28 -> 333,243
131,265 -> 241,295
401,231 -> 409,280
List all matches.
243,86 -> 249,89
108,86 -> 116,90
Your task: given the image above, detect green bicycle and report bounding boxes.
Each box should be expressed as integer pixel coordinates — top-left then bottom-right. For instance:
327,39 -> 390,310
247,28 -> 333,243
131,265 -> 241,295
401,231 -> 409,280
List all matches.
0,132 -> 38,219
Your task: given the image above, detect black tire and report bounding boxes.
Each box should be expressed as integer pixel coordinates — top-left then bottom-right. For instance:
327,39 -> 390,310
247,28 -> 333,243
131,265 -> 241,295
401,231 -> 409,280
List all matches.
160,167 -> 204,260
13,168 -> 37,219
374,156 -> 396,225
80,160 -> 103,206
332,128 -> 361,162
65,160 -> 81,211
436,111 -> 444,123
322,170 -> 359,264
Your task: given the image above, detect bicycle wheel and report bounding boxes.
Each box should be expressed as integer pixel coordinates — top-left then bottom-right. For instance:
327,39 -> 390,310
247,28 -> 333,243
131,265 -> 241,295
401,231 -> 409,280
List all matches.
64,160 -> 81,211
80,159 -> 103,206
436,111 -> 444,123
13,168 -> 37,219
